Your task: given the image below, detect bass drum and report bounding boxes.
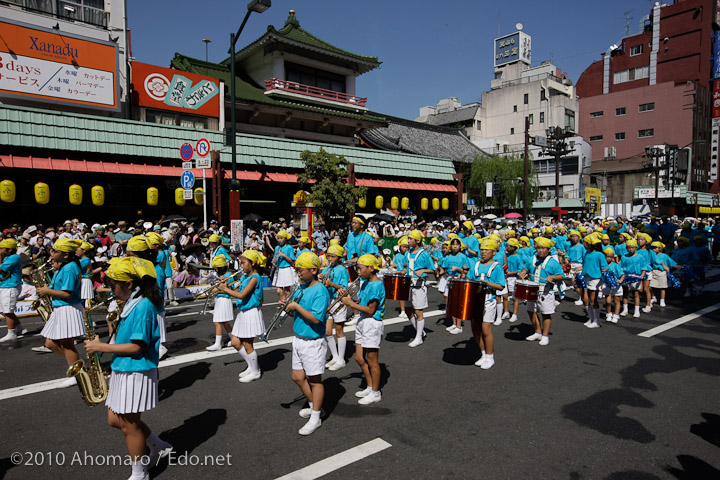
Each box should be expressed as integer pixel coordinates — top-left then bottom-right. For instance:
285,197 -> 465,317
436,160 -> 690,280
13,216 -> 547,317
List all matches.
347,264 -> 358,282
446,278 -> 486,321
383,273 -> 411,301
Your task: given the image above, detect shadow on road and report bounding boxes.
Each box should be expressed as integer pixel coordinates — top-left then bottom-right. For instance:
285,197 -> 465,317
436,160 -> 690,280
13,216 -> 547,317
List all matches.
158,362 -> 211,401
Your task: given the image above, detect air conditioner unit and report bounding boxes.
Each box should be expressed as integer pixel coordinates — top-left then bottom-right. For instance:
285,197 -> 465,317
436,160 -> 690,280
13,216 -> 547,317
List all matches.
603,146 -> 616,159
563,193 -> 572,199
538,191 -> 547,200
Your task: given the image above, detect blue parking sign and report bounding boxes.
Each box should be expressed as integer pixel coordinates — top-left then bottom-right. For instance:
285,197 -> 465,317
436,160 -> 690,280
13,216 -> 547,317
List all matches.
180,170 -> 195,189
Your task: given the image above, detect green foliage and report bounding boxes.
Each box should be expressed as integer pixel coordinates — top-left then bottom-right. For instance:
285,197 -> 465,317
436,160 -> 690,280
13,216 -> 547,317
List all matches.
467,153 -> 538,210
297,148 -> 367,219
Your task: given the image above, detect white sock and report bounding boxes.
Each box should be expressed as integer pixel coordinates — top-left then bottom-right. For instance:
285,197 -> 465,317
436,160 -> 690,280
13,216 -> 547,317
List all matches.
634,306 -> 640,313
237,346 -> 249,364
326,336 -> 338,361
310,409 -> 321,423
146,431 -> 167,449
247,350 -> 260,374
481,349 -> 486,358
414,320 -> 425,342
337,337 -> 347,362
131,459 -> 147,477
214,335 -> 222,345
410,317 -> 417,329
593,309 -> 600,323
496,303 -> 504,321
541,335 -> 549,342
486,353 -> 494,360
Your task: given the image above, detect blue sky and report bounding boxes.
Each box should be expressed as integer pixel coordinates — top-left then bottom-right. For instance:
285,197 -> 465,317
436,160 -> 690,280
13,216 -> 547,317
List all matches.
127,0 -> 662,119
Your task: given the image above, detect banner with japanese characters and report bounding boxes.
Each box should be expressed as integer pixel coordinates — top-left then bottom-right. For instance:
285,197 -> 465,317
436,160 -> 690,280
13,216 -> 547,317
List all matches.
0,20 -> 119,111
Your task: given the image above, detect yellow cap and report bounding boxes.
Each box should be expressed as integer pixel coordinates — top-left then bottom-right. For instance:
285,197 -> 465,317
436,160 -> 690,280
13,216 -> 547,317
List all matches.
626,239 -> 638,247
329,238 -> 340,246
519,236 -> 530,244
53,238 -> 82,253
479,238 -> 497,251
601,233 -> 610,240
507,238 -> 520,248
651,241 -> 665,249
398,236 -> 409,246
408,230 -> 424,242
79,241 -> 94,251
589,236 -> 601,245
506,230 -> 516,237
448,233 -> 458,240
242,249 -> 267,267
357,253 -> 380,269
569,230 -> 580,237
637,233 -> 652,243
277,230 -> 291,240
106,257 -> 157,281
127,236 -> 150,252
603,248 -> 615,255
443,240 -> 451,247
535,237 -> 555,248
621,233 -> 632,240
208,234 -> 221,243
677,236 -> 690,243
211,255 -> 228,268
0,238 -> 18,249
430,236 -> 439,244
544,226 -> 553,234
530,228 -> 540,234
578,226 -> 587,233
352,216 -> 365,225
298,236 -> 310,245
327,244 -> 345,257
145,232 -> 165,246
462,220 -> 474,230
295,251 -> 321,269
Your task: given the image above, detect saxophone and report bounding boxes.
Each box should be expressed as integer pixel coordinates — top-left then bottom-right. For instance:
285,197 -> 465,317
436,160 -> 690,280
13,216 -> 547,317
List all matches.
30,259 -> 53,323
67,297 -> 112,407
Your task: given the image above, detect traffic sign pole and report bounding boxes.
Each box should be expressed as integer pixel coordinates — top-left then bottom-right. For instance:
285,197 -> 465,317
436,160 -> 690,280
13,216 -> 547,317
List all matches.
203,169 -> 207,231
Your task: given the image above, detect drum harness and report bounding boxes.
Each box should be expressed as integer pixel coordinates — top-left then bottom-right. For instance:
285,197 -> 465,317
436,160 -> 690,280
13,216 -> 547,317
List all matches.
473,261 -> 499,303
408,248 -> 428,288
531,255 -> 554,297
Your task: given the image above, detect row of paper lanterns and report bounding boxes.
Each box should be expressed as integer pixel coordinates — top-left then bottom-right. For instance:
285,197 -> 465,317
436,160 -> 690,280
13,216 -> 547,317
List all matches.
358,195 -> 450,211
698,207 -> 720,214
0,180 -> 203,206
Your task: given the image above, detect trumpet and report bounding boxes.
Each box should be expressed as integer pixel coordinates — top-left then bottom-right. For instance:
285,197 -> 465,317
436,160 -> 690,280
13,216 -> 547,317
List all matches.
192,270 -> 244,300
258,283 -> 302,343
326,277 -> 362,316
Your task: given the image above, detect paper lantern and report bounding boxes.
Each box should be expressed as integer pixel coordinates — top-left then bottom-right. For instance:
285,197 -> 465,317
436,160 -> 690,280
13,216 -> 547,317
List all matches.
91,185 -> 104,206
441,198 -> 450,210
390,196 -> 399,209
175,187 -> 186,206
358,196 -> 367,208
34,182 -> 49,205
147,187 -> 159,206
1,180 -> 15,203
421,198 -> 429,211
432,197 -> 440,210
69,184 -> 83,205
401,197 -> 410,210
194,187 -> 203,205
375,195 -> 383,209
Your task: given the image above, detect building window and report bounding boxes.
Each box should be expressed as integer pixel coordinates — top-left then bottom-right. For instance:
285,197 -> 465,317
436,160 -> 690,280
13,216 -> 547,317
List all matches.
511,128 -> 515,135
513,105 -> 517,113
564,109 -> 575,132
639,102 -> 655,113
146,110 -> 209,129
630,44 -> 643,56
539,112 -> 545,123
540,88 -> 547,101
528,114 -> 534,125
590,111 -> 603,118
638,128 -> 654,138
615,132 -> 626,141
476,120 -> 481,130
613,65 -> 650,84
589,135 -> 603,142
616,107 -> 626,116
524,93 -> 529,105
286,62 -> 346,93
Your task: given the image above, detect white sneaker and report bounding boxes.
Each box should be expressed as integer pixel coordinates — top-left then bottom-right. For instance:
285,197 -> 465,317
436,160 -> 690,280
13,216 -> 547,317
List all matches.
449,326 -> 463,335
509,314 -> 518,323
147,441 -> 173,466
358,392 -> 381,405
620,309 -> 628,317
554,300 -> 560,307
585,322 -> 600,329
651,296 -> 657,304
538,336 -> 550,346
325,358 -> 337,368
58,377 -> 77,388
659,300 -> 666,307
584,319 -> 592,326
298,419 -> 322,436
205,343 -> 222,351
501,312 -> 510,320
526,332 -> 542,341
299,408 -> 324,419
31,346 -> 52,353
128,472 -> 150,480
239,368 -> 252,378
329,361 -> 346,371
480,357 -> 495,369
574,299 -> 584,306
493,319 -> 503,326
0,332 -> 18,343
474,355 -> 486,367
642,306 -> 652,313
445,324 -> 456,332
633,310 -> 641,318
355,387 -> 372,398
610,315 -> 619,324
408,338 -> 423,348
398,311 -> 408,319
239,371 -> 261,383
15,324 -> 28,335
158,344 -> 168,359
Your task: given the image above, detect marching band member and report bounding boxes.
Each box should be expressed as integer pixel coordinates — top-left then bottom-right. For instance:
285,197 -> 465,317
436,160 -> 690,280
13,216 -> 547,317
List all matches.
490,235 -> 508,324
404,230 -> 435,348
218,249 -> 266,383
613,233 -> 630,260
0,238 -> 25,342
649,241 -> 674,307
77,242 -> 95,308
36,238 -> 85,387
273,230 -> 296,307
460,221 -> 480,268
443,237 -> 471,334
466,238 -> 506,369
435,240 -> 451,303
519,237 -> 564,346
344,217 -> 379,262
602,247 -> 625,323
340,254 -> 386,403
581,235 -> 605,329
85,257 -> 173,480
566,230 -> 586,306
208,234 -> 231,264
322,244 -> 350,370
504,238 -> 524,323
285,252 -> 330,436
636,233 -> 655,312
392,236 -> 409,319
296,236 -> 312,256
619,239 -> 648,318
205,256 -> 235,351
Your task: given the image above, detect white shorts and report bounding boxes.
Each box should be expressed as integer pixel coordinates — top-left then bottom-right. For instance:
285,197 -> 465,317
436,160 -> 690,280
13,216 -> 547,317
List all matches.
292,336 -> 327,376
602,286 -> 623,297
329,303 -> 347,323
506,276 -> 517,295
273,267 -> 296,288
570,263 -> 583,276
437,275 -> 449,295
650,270 -> 668,289
212,296 -> 234,323
157,311 -> 167,343
585,277 -> 601,291
80,278 -> 94,300
355,316 -> 383,348
626,282 -> 642,291
106,369 -> 158,414
232,307 -> 265,338
644,272 -> 653,282
527,292 -> 556,315
410,285 -> 428,310
165,277 -> 175,300
41,304 -> 86,340
0,285 -> 21,313
481,298 -> 497,323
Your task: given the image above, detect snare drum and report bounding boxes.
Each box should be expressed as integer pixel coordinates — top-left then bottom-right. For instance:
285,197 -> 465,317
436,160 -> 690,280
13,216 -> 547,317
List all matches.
514,280 -> 540,302
446,278 -> 487,321
383,273 -> 411,301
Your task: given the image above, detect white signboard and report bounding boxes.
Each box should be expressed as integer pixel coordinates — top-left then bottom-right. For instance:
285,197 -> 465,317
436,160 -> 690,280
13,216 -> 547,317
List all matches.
230,219 -> 244,252
712,125 -> 719,182
635,188 -> 675,199
182,161 -> 193,170
196,158 -> 211,169
486,182 -> 493,198
183,189 -> 193,200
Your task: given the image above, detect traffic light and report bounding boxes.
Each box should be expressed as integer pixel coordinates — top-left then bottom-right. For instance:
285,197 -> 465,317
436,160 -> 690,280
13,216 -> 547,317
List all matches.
224,127 -> 234,147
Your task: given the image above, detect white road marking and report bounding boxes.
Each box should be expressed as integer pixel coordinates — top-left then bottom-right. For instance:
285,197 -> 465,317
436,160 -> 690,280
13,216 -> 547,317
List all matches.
0,311 -> 442,401
638,302 -> 720,338
274,438 -> 392,480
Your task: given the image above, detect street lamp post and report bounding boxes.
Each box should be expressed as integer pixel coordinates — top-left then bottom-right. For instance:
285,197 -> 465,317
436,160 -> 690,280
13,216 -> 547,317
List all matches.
202,38 -> 211,75
227,0 -> 271,222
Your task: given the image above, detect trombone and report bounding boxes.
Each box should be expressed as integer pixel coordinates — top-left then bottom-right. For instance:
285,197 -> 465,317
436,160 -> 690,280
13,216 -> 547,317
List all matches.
258,283 -> 302,343
193,271 -> 244,314
326,277 -> 362,316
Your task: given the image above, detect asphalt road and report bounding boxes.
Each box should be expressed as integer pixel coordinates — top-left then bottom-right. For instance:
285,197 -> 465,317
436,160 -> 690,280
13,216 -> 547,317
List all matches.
1,271 -> 719,480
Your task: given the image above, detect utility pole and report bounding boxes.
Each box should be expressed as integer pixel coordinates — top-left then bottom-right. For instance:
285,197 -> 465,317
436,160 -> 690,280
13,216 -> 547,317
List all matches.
644,145 -> 664,216
543,126 -> 574,210
523,117 -> 530,222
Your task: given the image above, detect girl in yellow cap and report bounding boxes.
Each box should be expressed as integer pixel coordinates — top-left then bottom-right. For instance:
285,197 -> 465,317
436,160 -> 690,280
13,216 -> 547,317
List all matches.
392,236 -> 410,319
284,251 -> 330,435
619,240 -> 648,318
340,254 -> 386,404
0,238 -> 25,342
404,230 -> 435,348
296,236 -> 312,256
208,234 -> 231,265
636,234 -> 655,313
35,238 -> 85,387
649,242 -> 675,307
77,242 -> 96,308
205,255 -> 236,352
442,237 -> 471,334
566,230 -> 587,306
272,230 -> 296,307
85,257 -> 173,478
218,249 -> 266,383
321,244 -> 351,371
580,236 -> 606,329
602,247 -> 625,324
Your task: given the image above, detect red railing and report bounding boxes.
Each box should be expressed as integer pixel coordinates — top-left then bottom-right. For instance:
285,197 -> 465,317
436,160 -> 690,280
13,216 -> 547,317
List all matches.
264,78 -> 367,107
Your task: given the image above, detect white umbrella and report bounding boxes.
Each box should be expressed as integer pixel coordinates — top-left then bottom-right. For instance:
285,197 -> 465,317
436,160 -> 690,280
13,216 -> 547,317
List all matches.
482,214 -> 497,220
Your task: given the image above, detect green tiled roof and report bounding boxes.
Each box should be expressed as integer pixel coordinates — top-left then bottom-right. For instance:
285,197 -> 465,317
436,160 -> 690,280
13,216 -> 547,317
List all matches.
170,53 -> 386,124
0,104 -> 455,182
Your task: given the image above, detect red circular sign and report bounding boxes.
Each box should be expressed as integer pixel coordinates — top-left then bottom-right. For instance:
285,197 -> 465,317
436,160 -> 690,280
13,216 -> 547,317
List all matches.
180,143 -> 194,161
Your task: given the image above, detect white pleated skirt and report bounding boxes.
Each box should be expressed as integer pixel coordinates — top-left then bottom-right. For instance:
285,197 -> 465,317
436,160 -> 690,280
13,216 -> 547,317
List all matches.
232,307 -> 265,338
157,311 -> 167,343
273,267 -> 296,288
41,304 -> 86,340
80,278 -> 94,300
106,369 -> 158,414
213,297 -> 234,323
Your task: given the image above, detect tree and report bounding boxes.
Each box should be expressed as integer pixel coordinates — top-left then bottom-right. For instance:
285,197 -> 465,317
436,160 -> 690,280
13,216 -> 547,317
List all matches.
297,148 -> 367,220
467,153 -> 538,211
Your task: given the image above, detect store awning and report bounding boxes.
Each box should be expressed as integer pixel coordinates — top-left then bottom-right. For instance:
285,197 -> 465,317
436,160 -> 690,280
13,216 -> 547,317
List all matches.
356,178 -> 456,192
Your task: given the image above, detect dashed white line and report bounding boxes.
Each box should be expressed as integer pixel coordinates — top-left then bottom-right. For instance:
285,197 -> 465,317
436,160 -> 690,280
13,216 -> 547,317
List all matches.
638,302 -> 720,338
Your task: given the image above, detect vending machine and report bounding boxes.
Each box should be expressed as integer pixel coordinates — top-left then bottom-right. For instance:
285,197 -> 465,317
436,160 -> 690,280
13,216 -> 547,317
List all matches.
291,190 -> 313,246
